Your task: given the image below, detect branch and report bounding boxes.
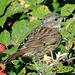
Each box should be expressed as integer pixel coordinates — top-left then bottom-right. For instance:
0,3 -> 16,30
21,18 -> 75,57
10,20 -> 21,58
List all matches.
65,8 -> 75,17
50,57 -> 75,66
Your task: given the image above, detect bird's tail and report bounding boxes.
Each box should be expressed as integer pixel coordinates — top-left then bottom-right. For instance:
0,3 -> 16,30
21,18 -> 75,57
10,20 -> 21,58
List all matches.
1,48 -> 28,64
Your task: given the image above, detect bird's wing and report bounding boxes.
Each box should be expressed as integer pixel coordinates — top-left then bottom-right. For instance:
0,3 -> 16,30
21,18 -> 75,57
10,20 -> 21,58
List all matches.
24,26 -> 62,48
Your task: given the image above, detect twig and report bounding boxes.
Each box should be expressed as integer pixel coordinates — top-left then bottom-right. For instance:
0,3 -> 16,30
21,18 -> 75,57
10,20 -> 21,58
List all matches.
50,49 -> 54,62
50,57 -> 75,66
65,8 -> 75,17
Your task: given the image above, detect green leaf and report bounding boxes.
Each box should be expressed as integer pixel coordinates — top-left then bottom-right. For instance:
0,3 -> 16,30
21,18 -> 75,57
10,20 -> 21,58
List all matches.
36,0 -> 44,4
61,4 -> 75,16
1,46 -> 18,60
18,67 -> 26,75
30,5 -> 51,19
12,60 -> 20,65
10,71 -> 16,75
0,53 -> 8,60
5,0 -> 24,17
25,0 -> 37,5
12,20 -> 27,44
0,16 -> 6,28
61,17 -> 75,40
59,44 -> 67,53
66,39 -> 73,50
14,64 -> 21,68
26,4 -> 41,10
27,72 -> 37,75
61,28 -> 72,39
3,46 -> 18,55
0,30 -> 11,46
19,14 -> 30,19
0,0 -> 11,16
12,19 -> 40,43
53,0 -> 57,2
25,0 -> 44,5
27,65 -> 36,70
52,2 -> 61,12
18,57 -> 24,63
57,65 -> 74,73
67,20 -> 75,36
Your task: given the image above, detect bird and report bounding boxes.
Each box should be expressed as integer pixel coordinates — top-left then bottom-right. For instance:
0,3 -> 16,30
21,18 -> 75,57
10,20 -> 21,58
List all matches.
1,13 -> 66,64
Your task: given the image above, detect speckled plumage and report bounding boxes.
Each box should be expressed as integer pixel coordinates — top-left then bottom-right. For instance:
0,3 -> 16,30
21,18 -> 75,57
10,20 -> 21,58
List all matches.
1,13 -> 66,64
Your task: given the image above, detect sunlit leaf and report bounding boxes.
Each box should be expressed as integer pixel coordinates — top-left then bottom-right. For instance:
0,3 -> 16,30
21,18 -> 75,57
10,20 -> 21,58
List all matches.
30,5 -> 51,19
61,4 -> 75,16
0,0 -> 11,16
0,30 -> 11,46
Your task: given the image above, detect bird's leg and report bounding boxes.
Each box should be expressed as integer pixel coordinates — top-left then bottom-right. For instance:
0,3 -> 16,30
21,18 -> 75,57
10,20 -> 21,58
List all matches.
44,46 -> 54,61
50,49 -> 53,62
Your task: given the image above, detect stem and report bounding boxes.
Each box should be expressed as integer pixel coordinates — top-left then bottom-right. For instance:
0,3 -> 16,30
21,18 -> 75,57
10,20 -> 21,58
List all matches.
50,49 -> 53,61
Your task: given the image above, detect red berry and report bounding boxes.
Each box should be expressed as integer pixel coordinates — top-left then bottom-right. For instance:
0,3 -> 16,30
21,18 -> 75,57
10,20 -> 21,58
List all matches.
67,7 -> 70,9
63,67 -> 65,69
72,40 -> 75,46
0,64 -> 6,70
11,3 -> 13,6
0,69 -> 7,75
0,44 -> 5,52
8,22 -> 13,26
66,41 -> 68,46
73,42 -> 75,46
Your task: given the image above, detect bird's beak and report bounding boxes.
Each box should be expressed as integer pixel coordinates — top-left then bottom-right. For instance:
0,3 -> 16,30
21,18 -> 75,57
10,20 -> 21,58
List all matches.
60,16 -> 67,21
61,16 -> 67,18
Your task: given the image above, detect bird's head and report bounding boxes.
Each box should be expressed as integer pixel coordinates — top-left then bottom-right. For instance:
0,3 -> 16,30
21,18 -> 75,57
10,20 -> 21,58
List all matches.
40,13 -> 67,31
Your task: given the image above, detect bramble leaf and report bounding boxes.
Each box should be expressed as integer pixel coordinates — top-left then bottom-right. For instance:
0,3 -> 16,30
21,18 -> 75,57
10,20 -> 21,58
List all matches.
0,16 -> 6,28
30,5 -> 51,19
0,30 -> 11,46
61,4 -> 75,16
0,0 -> 11,16
12,19 -> 40,43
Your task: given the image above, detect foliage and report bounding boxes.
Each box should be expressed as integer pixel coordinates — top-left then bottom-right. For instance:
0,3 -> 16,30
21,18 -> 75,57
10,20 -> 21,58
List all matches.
0,0 -> 75,75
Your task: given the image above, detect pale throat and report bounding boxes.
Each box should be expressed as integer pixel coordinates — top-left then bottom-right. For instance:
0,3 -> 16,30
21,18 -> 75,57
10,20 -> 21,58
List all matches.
53,26 -> 62,32
49,23 -> 62,32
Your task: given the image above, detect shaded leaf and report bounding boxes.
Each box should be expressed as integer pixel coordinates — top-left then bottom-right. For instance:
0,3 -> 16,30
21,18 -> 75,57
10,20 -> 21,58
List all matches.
19,14 -> 30,19
27,65 -> 36,70
52,2 -> 61,12
12,60 -> 20,65
18,67 -> 26,75
3,46 -> 18,55
10,71 -> 16,75
59,44 -> 67,53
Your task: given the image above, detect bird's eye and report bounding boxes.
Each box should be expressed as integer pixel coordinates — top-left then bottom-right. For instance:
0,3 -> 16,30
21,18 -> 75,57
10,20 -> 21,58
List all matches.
55,18 -> 58,21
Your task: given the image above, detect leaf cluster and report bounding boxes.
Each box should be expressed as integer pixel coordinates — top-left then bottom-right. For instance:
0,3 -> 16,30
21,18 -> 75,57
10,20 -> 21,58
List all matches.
0,0 -> 75,75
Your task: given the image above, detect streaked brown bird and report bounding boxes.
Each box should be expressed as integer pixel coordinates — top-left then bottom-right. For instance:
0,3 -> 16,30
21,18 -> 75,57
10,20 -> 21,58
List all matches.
1,13 -> 66,64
